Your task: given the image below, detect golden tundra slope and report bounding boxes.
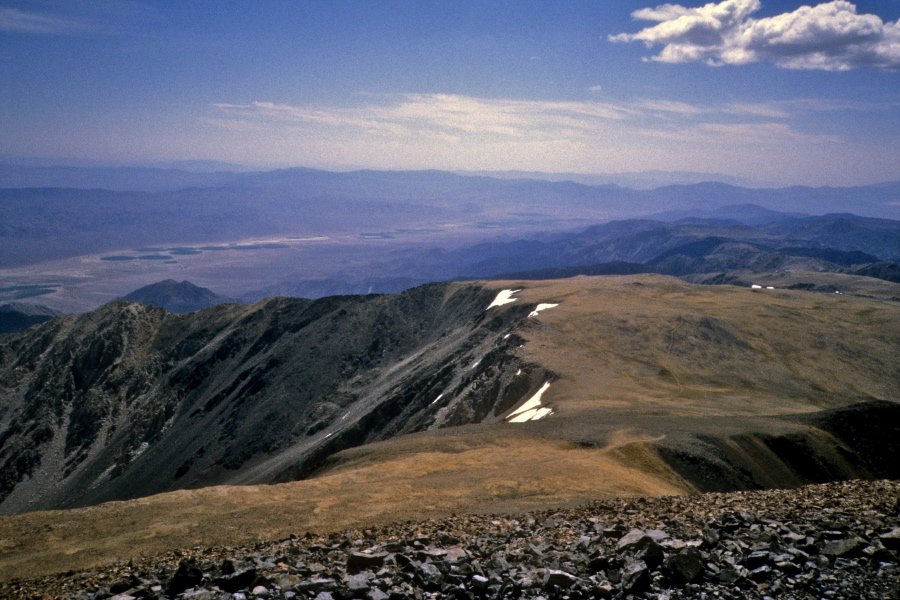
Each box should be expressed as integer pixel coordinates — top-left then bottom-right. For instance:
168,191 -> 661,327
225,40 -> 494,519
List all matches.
507,274 -> 898,416
2,274 -> 899,579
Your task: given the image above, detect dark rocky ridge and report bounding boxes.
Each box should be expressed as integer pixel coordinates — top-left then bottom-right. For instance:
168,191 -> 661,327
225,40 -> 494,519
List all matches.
0,282 -> 548,514
3,479 -> 898,599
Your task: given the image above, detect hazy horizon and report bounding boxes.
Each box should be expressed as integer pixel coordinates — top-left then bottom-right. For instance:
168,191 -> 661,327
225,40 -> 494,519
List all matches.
2,1 -> 898,188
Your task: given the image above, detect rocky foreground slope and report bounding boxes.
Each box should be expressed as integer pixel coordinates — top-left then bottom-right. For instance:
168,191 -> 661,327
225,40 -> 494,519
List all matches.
3,479 -> 898,600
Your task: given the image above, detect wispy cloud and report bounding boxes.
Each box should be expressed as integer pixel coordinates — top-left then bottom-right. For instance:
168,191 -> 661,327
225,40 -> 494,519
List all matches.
202,92 -> 892,184
0,7 -> 91,34
610,0 -> 900,71
209,92 -> 848,153
0,2 -> 154,35
214,95 -> 641,142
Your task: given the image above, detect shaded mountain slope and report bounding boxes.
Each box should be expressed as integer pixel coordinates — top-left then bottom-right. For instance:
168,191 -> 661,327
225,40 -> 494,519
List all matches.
0,303 -> 64,335
121,279 -> 234,313
0,283 -> 546,514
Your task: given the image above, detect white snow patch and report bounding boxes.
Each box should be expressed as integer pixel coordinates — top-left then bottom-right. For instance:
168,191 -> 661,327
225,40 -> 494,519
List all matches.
470,359 -> 481,369
487,289 -> 520,309
516,369 -> 522,376
507,381 -> 550,423
508,408 -> 539,423
508,406 -> 554,423
431,393 -> 445,405
503,333 -> 511,339
751,284 -> 762,289
324,432 -> 333,438
766,286 -> 775,290
341,412 -> 350,420
528,303 -> 559,318
529,407 -> 553,421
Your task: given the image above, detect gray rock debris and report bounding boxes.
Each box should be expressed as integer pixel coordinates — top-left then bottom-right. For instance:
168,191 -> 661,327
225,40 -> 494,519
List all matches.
3,479 -> 900,600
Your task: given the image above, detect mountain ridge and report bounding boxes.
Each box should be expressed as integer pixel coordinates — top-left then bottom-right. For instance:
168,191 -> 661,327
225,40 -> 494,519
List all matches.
2,275 -> 898,518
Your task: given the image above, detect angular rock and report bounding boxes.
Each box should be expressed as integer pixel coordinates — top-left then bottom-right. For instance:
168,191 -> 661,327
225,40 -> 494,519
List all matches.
742,550 -> 770,570
165,559 -> 204,597
635,539 -> 665,570
214,568 -> 258,593
347,552 -> 388,573
821,537 -> 866,558
617,529 -> 651,553
879,528 -> 900,550
748,565 -> 772,582
621,560 -> 651,594
662,547 -> 704,584
346,573 -> 371,596
542,569 -> 580,589
414,562 -> 443,590
296,579 -> 338,594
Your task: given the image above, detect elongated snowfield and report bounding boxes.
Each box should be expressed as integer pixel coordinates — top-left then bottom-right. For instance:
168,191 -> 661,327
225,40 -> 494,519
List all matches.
487,289 -> 520,309
507,382 -> 553,422
528,303 -> 559,318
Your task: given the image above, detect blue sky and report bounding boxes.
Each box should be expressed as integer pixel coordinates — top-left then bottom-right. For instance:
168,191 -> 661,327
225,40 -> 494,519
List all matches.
1,1 -> 898,185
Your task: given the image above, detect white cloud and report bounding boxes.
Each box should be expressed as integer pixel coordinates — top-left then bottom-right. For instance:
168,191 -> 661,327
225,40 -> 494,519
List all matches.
0,7 -> 90,33
610,0 -> 900,71
214,95 -> 639,143
208,92 -> 843,173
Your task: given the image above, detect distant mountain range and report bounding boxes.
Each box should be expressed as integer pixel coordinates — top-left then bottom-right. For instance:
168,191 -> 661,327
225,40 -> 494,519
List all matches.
0,164 -> 767,192
121,279 -> 234,313
391,210 -> 900,285
2,165 -> 898,269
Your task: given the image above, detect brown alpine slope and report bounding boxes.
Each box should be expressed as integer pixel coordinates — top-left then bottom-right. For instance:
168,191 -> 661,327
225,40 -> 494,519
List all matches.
1,274 -> 899,580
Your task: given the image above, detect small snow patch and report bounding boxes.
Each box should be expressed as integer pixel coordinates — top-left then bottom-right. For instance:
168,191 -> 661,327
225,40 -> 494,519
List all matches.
508,406 -> 554,423
487,289 -> 520,309
516,369 -> 522,376
431,393 -> 445,405
507,382 -> 552,423
751,284 -> 762,289
528,303 -> 559,318
766,286 -> 775,290
470,359 -> 481,369
324,432 -> 333,439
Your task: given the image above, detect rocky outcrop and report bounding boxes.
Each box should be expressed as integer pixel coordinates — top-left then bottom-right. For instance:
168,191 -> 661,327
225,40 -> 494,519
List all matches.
0,283 -> 548,514
4,479 -> 898,599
